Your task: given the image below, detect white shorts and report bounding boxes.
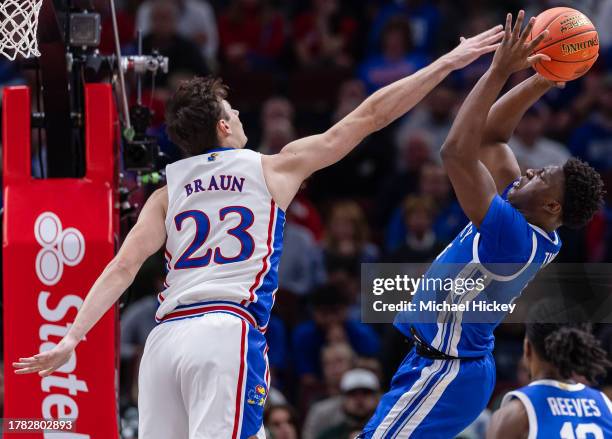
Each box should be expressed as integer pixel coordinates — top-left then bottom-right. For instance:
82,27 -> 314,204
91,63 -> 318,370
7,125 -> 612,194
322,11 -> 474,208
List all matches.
138,312 -> 269,439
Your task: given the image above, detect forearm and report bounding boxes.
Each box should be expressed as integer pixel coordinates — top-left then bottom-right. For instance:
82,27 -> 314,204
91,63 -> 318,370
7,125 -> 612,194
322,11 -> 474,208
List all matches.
442,67 -> 509,160
483,74 -> 552,143
65,259 -> 136,344
364,55 -> 455,131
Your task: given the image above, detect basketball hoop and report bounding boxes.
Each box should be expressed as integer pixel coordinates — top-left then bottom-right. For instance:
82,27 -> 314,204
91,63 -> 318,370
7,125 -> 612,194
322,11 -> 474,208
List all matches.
0,0 -> 43,60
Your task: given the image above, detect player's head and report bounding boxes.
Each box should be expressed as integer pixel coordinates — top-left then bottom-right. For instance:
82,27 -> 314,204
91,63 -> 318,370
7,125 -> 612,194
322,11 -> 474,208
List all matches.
165,76 -> 247,156
507,157 -> 604,230
523,301 -> 611,384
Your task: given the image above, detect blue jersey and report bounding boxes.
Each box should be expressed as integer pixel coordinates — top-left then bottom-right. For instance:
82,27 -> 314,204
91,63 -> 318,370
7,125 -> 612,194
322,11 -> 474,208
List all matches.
395,182 -> 562,357
502,380 -> 612,439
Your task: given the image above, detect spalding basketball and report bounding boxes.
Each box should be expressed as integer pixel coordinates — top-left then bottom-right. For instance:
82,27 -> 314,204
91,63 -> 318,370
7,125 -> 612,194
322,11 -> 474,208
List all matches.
527,7 -> 599,81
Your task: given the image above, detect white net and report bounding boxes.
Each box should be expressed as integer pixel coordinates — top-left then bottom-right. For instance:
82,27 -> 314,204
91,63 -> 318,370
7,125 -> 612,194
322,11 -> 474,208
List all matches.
0,0 -> 43,60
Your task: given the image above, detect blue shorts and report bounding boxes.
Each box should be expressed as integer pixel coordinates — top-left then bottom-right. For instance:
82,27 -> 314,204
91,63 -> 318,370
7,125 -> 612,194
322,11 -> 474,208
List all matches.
361,348 -> 495,438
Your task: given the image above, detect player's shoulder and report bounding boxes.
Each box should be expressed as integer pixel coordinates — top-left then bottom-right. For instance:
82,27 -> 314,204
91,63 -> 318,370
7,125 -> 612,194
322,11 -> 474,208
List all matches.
489,396 -> 529,439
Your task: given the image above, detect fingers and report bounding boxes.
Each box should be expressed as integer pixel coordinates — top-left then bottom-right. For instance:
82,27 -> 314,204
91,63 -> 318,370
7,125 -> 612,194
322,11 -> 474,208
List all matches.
15,366 -> 43,375
476,24 -> 504,41
504,13 -> 513,42
519,16 -> 536,45
482,30 -> 505,46
512,9 -> 525,41
512,10 -> 525,41
527,54 -> 551,65
460,36 -> 466,43
527,30 -> 549,52
480,43 -> 502,55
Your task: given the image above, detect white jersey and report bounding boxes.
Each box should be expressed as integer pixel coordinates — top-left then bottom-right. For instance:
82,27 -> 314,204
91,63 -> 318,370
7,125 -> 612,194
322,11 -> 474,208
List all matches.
156,147 -> 285,331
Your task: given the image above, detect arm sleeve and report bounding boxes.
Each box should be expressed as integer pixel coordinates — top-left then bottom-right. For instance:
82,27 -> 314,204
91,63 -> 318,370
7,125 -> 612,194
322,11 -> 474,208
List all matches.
477,194 -> 533,264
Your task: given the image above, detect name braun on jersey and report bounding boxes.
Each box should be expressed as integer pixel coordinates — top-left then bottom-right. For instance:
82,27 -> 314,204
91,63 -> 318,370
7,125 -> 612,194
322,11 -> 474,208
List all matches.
373,299 -> 517,313
184,174 -> 246,196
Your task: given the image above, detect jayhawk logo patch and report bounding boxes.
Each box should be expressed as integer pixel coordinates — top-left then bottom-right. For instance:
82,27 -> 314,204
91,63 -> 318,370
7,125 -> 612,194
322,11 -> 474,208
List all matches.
247,384 -> 267,406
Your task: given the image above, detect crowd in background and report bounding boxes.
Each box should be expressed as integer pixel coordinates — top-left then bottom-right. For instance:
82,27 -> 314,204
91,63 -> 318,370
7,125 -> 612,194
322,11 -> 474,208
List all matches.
1,0 -> 612,438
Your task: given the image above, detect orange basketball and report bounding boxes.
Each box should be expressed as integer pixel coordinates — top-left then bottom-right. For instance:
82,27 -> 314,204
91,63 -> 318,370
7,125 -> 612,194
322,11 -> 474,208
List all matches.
527,7 -> 599,81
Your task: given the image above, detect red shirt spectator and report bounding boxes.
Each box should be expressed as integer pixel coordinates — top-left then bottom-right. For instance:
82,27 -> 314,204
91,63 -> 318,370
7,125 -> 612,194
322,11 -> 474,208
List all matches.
219,0 -> 286,70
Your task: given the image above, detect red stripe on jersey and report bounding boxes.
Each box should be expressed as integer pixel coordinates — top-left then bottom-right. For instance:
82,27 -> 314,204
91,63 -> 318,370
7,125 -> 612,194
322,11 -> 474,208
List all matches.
244,199 -> 275,305
159,304 -> 258,328
232,320 -> 248,439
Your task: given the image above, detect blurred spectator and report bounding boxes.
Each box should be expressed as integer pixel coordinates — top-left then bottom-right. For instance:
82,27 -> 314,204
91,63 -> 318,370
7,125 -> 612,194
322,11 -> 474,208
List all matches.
278,221 -> 325,296
262,96 -> 296,124
293,0 -> 358,69
376,131 -> 433,223
219,0 -> 286,70
323,200 -> 379,269
310,79 -> 394,199
385,162 -> 467,252
120,295 -> 158,362
291,285 -> 380,382
141,0 -> 209,87
302,343 -> 356,439
321,342 -> 356,397
394,81 -> 459,159
315,368 -> 381,439
258,96 -> 296,154
332,79 -> 366,122
508,103 -> 570,170
286,192 -> 325,241
136,0 -> 218,68
569,73 -> 612,172
259,117 -> 296,154
266,314 -> 289,389
385,195 -> 446,262
358,17 -> 429,94
367,0 -> 440,56
265,404 -> 299,439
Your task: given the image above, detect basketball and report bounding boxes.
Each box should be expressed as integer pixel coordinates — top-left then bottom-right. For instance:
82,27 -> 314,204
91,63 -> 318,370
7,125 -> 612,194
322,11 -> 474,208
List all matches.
527,7 -> 599,81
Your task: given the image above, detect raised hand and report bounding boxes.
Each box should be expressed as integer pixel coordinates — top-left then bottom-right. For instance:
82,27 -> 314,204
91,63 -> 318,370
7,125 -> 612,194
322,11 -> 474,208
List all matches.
492,11 -> 550,75
12,335 -> 77,377
443,25 -> 504,70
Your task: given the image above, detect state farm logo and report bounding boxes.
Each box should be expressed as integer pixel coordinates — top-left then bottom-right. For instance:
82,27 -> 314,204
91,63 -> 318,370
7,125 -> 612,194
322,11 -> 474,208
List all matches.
34,212 -> 85,286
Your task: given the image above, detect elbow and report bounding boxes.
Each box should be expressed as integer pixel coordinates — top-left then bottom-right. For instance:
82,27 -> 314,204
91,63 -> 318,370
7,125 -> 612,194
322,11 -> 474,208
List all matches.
440,140 -> 460,162
108,256 -> 138,282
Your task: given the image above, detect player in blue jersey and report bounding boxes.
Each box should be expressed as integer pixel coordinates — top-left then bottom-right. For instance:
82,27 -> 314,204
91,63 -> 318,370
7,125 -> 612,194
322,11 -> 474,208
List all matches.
487,301 -> 612,438
360,11 -> 605,438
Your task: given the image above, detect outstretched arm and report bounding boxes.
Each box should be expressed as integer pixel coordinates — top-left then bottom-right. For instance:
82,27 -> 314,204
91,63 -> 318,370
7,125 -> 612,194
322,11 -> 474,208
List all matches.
480,74 -> 557,191
262,26 -> 504,210
440,11 -> 548,227
13,187 -> 168,376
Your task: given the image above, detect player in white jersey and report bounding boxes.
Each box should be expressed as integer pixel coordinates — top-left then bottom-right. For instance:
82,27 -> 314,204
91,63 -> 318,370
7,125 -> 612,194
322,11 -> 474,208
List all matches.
13,27 -> 506,438
487,301 -> 612,438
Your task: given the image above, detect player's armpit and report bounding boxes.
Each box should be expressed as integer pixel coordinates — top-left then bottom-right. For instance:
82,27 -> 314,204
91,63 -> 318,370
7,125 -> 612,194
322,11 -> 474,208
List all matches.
486,399 -> 530,439
479,141 -> 521,193
114,186 -> 168,277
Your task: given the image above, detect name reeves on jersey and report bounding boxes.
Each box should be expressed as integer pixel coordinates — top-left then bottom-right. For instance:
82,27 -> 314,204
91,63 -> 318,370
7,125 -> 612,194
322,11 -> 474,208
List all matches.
184,174 -> 246,196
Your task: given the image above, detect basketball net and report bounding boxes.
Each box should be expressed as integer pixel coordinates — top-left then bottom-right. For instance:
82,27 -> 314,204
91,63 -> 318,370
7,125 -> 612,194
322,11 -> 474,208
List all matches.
0,0 -> 42,60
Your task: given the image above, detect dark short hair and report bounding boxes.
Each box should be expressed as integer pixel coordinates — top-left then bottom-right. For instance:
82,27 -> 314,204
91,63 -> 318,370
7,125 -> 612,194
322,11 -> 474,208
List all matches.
526,301 -> 611,383
165,76 -> 228,156
562,158 -> 605,229
310,283 -> 350,309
